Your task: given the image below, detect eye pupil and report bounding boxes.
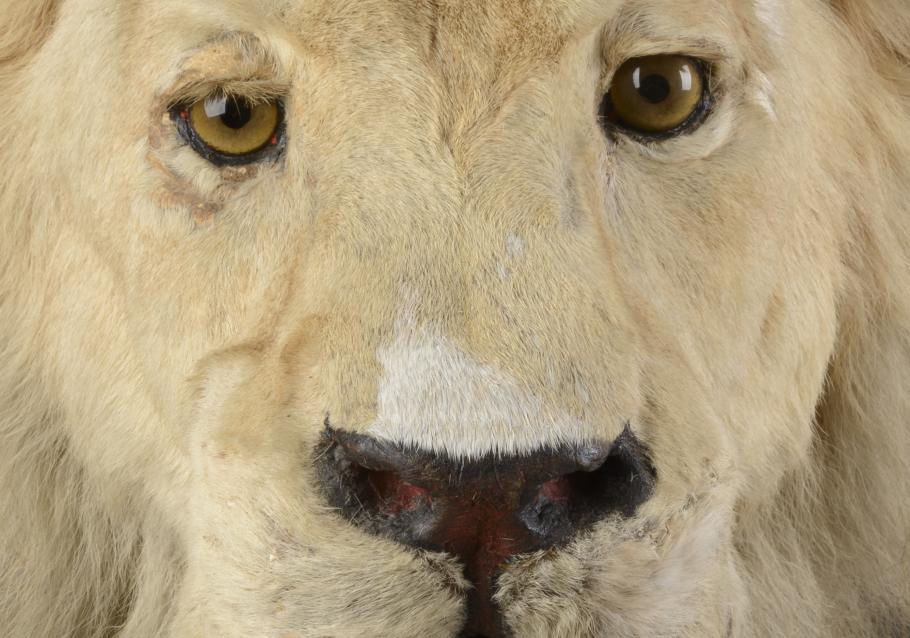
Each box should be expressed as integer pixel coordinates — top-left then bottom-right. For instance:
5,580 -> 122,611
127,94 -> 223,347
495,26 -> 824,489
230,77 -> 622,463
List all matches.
637,74 -> 671,104
220,99 -> 252,130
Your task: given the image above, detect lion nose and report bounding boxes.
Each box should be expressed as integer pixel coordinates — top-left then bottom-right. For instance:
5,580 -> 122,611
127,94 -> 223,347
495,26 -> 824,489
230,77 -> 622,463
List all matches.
316,425 -> 655,638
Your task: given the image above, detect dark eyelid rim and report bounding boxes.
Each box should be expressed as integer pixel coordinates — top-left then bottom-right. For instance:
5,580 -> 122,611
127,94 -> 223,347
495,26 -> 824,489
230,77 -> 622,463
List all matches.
169,98 -> 287,167
598,56 -> 714,143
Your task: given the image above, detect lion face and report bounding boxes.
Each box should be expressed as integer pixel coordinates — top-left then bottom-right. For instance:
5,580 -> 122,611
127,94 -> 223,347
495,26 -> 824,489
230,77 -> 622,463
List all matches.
3,0 -> 909,637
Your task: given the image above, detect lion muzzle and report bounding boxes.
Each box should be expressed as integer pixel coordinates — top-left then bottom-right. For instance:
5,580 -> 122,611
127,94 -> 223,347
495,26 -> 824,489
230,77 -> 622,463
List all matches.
316,425 -> 656,637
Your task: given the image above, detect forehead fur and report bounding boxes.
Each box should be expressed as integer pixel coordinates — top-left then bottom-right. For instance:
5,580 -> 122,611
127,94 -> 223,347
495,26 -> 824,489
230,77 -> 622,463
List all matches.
11,0 -> 818,470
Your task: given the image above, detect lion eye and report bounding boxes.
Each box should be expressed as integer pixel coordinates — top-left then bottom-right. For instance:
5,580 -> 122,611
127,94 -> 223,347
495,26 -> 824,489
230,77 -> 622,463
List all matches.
173,95 -> 284,165
600,55 -> 709,137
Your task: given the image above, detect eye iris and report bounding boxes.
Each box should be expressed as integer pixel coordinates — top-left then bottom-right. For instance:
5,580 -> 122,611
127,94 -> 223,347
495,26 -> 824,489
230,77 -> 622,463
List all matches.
185,96 -> 281,157
602,55 -> 706,136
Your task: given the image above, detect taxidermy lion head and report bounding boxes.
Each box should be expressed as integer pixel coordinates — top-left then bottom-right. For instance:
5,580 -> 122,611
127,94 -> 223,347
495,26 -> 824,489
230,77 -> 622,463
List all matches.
1,0 -> 908,636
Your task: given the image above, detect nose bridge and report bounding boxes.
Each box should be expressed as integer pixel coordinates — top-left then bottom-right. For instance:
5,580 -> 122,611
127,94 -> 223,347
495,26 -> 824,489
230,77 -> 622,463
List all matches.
290,10 -> 642,458
305,207 -> 641,461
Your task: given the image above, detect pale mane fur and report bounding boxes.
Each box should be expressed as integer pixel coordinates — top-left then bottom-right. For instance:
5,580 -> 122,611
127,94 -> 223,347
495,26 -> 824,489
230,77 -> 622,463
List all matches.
734,3 -> 910,631
0,2 -> 176,636
0,1 -> 908,637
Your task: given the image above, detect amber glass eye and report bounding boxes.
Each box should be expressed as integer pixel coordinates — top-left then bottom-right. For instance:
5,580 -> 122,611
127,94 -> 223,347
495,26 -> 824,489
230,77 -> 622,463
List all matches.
175,95 -> 283,163
601,55 -> 707,136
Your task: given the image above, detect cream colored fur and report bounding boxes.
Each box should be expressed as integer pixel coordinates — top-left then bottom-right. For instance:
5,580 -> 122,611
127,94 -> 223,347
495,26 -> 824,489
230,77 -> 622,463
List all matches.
1,1 -> 908,636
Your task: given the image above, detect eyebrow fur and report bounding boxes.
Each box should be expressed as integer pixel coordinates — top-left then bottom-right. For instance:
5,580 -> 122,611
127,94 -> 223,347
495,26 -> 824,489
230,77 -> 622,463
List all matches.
158,32 -> 290,107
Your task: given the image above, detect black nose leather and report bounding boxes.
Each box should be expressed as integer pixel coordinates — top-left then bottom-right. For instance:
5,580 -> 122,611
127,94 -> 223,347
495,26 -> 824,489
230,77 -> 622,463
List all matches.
315,424 -> 656,637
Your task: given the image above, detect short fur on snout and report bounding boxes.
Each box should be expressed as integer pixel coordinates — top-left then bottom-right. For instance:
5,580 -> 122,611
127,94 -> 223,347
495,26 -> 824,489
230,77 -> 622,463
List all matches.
1,1 -> 909,637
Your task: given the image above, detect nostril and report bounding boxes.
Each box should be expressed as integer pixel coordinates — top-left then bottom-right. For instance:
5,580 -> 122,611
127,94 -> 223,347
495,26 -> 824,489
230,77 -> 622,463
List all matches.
362,468 -> 431,515
539,475 -> 572,503
521,425 -> 656,543
317,432 -> 441,546
572,429 -> 656,517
